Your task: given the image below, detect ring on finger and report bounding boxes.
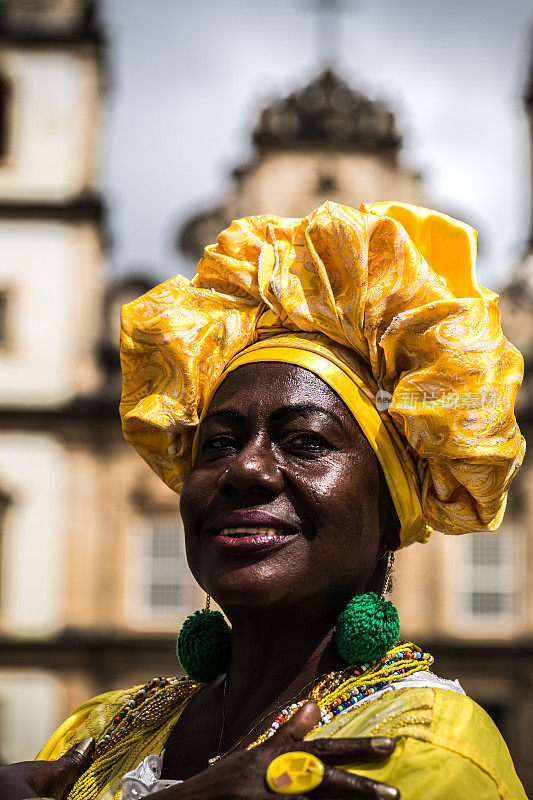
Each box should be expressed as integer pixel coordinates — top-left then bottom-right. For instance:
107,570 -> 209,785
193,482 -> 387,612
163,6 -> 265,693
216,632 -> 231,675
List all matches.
265,751 -> 325,795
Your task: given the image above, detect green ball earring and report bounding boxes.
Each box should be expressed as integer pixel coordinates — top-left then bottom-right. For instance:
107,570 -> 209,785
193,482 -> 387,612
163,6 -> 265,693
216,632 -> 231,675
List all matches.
177,555 -> 399,680
176,595 -> 231,683
335,552 -> 400,664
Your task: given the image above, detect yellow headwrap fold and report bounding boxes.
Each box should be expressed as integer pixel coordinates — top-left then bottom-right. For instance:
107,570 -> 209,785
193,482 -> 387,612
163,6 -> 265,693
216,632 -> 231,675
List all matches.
120,201 -> 525,547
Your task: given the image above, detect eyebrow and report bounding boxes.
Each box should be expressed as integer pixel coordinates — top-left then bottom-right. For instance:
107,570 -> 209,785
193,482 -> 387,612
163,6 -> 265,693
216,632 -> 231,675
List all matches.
201,404 -> 345,429
201,408 -> 246,427
271,403 -> 345,428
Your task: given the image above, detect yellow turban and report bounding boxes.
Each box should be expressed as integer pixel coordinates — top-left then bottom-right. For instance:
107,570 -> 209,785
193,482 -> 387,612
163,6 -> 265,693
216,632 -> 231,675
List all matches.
120,201 -> 525,547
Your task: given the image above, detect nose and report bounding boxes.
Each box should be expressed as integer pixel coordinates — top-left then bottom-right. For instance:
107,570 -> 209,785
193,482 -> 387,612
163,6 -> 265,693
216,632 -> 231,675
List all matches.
220,434 -> 283,499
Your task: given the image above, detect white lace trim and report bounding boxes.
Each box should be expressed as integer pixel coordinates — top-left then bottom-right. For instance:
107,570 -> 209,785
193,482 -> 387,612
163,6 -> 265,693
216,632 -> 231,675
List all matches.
388,670 -> 465,695
332,670 -> 465,719
121,752 -> 182,800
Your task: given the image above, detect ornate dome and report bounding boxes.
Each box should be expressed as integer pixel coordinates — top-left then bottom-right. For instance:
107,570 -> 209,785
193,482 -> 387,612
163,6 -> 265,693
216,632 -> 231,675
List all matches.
252,68 -> 401,151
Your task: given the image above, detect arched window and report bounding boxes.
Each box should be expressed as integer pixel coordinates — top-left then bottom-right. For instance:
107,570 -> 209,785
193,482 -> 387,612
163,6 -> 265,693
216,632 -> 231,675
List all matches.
0,486 -> 12,616
0,73 -> 11,162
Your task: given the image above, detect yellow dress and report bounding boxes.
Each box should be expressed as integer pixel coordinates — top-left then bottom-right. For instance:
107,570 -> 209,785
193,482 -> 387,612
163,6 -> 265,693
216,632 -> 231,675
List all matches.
38,679 -> 527,800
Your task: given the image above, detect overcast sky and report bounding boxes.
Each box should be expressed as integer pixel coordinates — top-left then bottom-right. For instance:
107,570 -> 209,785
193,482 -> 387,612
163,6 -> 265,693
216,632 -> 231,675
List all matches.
100,0 -> 533,289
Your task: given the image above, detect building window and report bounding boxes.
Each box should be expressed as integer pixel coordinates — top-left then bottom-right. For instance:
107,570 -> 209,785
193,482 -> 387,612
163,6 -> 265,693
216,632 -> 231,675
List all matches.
458,531 -> 520,623
136,517 -> 194,618
0,487 -> 11,615
0,74 -> 12,162
0,290 -> 9,347
0,699 -> 4,766
315,171 -> 338,195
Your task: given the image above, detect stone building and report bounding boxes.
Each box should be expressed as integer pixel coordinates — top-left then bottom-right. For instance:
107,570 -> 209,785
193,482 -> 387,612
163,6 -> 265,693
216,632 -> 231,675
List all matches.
0,1 -> 202,764
179,68 -> 424,259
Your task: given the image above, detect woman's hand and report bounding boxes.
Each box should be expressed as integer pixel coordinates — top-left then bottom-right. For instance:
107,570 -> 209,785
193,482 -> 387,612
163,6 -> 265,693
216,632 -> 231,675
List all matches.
152,702 -> 400,800
0,737 -> 94,800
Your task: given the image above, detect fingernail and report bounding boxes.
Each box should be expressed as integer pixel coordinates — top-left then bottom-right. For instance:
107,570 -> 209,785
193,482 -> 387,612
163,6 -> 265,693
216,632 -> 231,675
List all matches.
372,736 -> 395,753
377,785 -> 400,800
74,736 -> 95,758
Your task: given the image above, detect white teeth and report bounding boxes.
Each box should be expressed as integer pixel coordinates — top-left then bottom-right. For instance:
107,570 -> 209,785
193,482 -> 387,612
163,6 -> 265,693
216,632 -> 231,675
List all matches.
219,526 -> 284,538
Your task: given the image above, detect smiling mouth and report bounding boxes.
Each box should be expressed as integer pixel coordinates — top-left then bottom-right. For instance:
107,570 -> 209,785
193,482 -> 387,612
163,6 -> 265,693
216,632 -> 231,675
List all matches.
218,526 -> 288,538
211,525 -> 299,554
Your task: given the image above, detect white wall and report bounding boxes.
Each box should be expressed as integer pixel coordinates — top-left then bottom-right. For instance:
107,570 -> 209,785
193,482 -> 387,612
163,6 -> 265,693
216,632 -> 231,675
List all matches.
0,48 -> 99,200
0,669 -> 62,762
237,151 -> 423,218
0,433 -> 66,636
0,220 -> 92,405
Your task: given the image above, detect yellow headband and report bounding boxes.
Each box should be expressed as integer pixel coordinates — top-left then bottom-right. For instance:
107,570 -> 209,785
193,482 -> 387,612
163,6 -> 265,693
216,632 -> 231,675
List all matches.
192,341 -> 429,547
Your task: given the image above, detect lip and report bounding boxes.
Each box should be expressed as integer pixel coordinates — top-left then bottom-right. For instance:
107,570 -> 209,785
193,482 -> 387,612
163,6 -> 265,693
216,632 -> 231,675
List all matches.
207,509 -> 300,535
211,530 -> 299,555
206,510 -> 301,556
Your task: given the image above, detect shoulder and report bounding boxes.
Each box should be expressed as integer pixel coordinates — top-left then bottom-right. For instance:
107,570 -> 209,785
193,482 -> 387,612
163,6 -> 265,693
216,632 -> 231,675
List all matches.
37,676 -> 200,761
36,684 -> 143,759
308,685 -> 527,800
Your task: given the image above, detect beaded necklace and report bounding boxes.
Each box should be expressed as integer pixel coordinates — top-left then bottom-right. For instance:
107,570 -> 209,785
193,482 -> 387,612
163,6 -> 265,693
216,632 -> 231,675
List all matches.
70,677 -> 202,800
68,642 -> 433,800
93,676 -> 193,759
245,642 -> 433,749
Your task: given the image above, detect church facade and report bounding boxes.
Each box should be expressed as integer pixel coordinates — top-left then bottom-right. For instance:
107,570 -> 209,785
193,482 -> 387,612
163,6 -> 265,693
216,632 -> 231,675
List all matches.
0,0 -> 203,764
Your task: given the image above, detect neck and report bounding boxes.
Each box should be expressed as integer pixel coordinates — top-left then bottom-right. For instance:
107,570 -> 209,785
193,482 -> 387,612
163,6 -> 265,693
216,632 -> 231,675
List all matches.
219,601 -> 346,749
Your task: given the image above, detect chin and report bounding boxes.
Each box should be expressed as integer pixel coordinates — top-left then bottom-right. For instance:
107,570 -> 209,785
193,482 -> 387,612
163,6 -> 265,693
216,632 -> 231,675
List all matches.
189,533 -> 311,606
205,562 -> 303,613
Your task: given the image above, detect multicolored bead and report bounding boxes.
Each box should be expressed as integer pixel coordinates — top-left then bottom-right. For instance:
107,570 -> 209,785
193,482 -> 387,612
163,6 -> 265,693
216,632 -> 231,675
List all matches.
248,644 -> 434,747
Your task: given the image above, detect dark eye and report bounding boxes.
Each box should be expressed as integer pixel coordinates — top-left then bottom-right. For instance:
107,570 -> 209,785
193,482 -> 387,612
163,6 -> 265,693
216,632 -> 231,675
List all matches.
282,432 -> 333,455
201,434 -> 238,456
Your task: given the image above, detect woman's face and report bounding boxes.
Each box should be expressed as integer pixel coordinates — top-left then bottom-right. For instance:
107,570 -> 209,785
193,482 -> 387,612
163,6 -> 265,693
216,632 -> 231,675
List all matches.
180,362 -> 399,620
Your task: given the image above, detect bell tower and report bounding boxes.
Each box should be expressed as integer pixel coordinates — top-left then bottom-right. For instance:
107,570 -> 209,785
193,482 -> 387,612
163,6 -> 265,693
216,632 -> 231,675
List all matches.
0,0 -> 105,405
0,0 -> 108,764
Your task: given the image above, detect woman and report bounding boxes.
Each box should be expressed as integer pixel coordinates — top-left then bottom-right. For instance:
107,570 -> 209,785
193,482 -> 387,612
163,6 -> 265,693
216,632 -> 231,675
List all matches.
3,201 -> 527,799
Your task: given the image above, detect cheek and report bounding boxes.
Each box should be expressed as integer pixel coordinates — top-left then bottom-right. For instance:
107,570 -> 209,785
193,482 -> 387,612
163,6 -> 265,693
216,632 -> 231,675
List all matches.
180,466 -> 218,528
179,475 -> 196,531
179,469 -> 218,568
296,454 -> 382,566
298,453 -> 380,522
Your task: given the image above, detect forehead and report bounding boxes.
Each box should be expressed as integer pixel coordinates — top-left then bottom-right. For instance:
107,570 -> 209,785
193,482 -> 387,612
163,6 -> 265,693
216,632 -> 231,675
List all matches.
208,361 -> 352,420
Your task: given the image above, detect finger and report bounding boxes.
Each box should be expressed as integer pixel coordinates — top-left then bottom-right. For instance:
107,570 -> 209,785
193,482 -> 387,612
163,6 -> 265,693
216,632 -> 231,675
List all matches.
311,764 -> 399,800
33,737 -> 95,800
270,702 -> 322,746
294,736 -> 396,765
56,737 -> 95,789
73,737 -> 95,760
